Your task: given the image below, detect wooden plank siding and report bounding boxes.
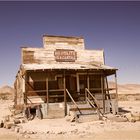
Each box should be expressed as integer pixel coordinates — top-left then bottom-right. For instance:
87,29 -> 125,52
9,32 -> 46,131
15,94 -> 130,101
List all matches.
22,48 -> 104,65
43,35 -> 85,50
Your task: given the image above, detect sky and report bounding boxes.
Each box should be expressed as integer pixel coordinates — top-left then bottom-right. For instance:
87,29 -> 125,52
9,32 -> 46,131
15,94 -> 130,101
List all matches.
0,1 -> 140,86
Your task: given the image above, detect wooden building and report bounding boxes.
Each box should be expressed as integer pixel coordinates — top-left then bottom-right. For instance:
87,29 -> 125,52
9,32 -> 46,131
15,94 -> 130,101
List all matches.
14,35 -> 118,119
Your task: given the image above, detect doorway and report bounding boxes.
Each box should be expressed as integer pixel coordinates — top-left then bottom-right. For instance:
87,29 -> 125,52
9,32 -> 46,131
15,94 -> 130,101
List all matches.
79,74 -> 87,95
65,75 -> 77,100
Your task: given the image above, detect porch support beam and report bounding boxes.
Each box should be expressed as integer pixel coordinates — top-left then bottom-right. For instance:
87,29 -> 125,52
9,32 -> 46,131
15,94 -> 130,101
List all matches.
101,74 -> 105,114
46,77 -> 49,113
76,73 -> 80,93
24,73 -> 29,105
87,71 -> 90,90
63,70 -> 67,116
115,72 -> 118,101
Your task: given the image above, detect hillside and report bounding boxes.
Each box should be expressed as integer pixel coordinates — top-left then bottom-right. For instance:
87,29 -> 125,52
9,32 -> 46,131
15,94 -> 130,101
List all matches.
0,85 -> 15,100
109,82 -> 140,94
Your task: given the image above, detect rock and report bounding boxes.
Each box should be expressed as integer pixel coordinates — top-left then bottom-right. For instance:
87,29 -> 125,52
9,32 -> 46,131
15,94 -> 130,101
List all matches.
131,111 -> 140,121
19,129 -> 26,134
0,120 -> 4,128
4,121 -> 14,129
129,117 -> 136,123
14,119 -> 21,124
26,130 -> 34,134
24,134 -> 30,139
57,131 -> 63,134
20,119 -> 26,123
14,110 -> 22,115
15,127 -> 20,133
11,125 -> 16,131
124,113 -> 131,119
4,115 -> 10,122
65,115 -> 71,122
124,112 -> 140,122
46,131 -> 50,134
71,129 -> 78,134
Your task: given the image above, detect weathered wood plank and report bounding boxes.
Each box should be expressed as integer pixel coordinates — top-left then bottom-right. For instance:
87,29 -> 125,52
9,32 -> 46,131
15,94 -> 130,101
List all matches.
22,48 -> 104,65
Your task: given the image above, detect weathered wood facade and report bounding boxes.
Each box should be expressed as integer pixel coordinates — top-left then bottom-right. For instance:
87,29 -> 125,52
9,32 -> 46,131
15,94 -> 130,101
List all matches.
14,35 -> 118,119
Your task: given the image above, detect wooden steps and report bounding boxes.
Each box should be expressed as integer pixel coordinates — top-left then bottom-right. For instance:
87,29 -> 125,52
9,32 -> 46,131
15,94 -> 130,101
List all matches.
67,102 -> 99,116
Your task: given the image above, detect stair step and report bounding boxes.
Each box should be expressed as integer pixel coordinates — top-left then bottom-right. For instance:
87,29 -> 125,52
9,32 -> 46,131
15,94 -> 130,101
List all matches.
69,107 -> 97,111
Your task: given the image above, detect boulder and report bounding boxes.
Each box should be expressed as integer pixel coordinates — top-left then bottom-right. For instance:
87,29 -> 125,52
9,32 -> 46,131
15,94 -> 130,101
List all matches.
4,121 -> 14,129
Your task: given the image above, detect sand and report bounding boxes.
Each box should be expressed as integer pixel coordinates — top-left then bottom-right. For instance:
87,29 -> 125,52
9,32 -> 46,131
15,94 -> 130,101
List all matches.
0,100 -> 140,140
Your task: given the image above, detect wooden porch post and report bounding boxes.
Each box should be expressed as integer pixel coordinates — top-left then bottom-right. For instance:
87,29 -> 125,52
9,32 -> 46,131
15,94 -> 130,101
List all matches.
63,70 -> 67,116
76,73 -> 80,93
46,77 -> 49,113
115,72 -> 118,101
87,72 -> 90,100
105,76 -> 110,99
25,72 -> 28,105
101,74 -> 105,114
87,72 -> 90,89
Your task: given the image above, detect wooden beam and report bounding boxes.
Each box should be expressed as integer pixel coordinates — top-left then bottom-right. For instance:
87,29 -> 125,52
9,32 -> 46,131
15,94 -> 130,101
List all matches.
101,75 -> 105,114
24,73 -> 29,105
63,70 -> 67,116
76,73 -> 80,93
87,73 -> 90,99
115,72 -> 118,101
87,73 -> 90,89
46,77 -> 49,114
105,77 -> 110,100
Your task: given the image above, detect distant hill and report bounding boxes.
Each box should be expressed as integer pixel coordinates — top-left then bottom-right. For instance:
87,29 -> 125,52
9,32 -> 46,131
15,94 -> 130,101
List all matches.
0,85 -> 15,100
109,82 -> 140,94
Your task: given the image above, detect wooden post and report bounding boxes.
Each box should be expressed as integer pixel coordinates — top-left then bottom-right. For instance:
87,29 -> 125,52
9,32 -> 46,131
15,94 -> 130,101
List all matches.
115,72 -> 118,101
46,77 -> 49,113
87,74 -> 90,89
63,70 -> 67,116
25,72 -> 28,105
105,77 -> 110,99
76,73 -> 80,93
101,75 -> 105,114
87,72 -> 90,99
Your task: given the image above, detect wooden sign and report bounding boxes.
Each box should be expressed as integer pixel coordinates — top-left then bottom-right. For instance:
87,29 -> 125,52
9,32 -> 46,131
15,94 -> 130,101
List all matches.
54,49 -> 77,62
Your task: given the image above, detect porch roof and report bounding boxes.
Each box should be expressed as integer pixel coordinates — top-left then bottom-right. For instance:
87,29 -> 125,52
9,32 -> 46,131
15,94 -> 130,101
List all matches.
21,63 -> 117,71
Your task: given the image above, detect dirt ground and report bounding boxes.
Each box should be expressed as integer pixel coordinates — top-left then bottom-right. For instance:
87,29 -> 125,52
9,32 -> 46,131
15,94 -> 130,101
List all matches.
0,100 -> 140,140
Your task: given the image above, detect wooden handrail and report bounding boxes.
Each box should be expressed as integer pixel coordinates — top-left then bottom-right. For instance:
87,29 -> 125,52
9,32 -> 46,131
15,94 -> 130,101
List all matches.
26,96 -> 32,103
89,88 -> 116,91
27,89 -> 64,93
86,97 -> 96,108
66,89 -> 82,114
85,88 -> 100,108
85,88 -> 104,117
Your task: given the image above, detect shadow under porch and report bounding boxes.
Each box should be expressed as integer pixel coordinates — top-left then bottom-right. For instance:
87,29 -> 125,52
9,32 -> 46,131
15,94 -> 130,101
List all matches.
22,69 -> 118,119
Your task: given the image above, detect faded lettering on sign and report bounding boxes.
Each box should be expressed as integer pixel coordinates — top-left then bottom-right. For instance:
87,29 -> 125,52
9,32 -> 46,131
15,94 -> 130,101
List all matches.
54,49 -> 77,62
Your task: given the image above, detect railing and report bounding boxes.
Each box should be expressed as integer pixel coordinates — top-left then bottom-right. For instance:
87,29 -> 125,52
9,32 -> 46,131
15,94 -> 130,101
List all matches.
85,88 -> 104,117
85,88 -> 100,109
66,89 -> 82,114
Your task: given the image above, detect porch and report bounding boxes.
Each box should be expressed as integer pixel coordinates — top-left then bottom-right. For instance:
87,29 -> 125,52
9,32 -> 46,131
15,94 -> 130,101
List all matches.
19,68 -> 118,119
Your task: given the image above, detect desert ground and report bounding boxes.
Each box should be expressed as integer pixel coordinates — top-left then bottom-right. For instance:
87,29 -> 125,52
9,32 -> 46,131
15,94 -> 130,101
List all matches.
0,84 -> 140,140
